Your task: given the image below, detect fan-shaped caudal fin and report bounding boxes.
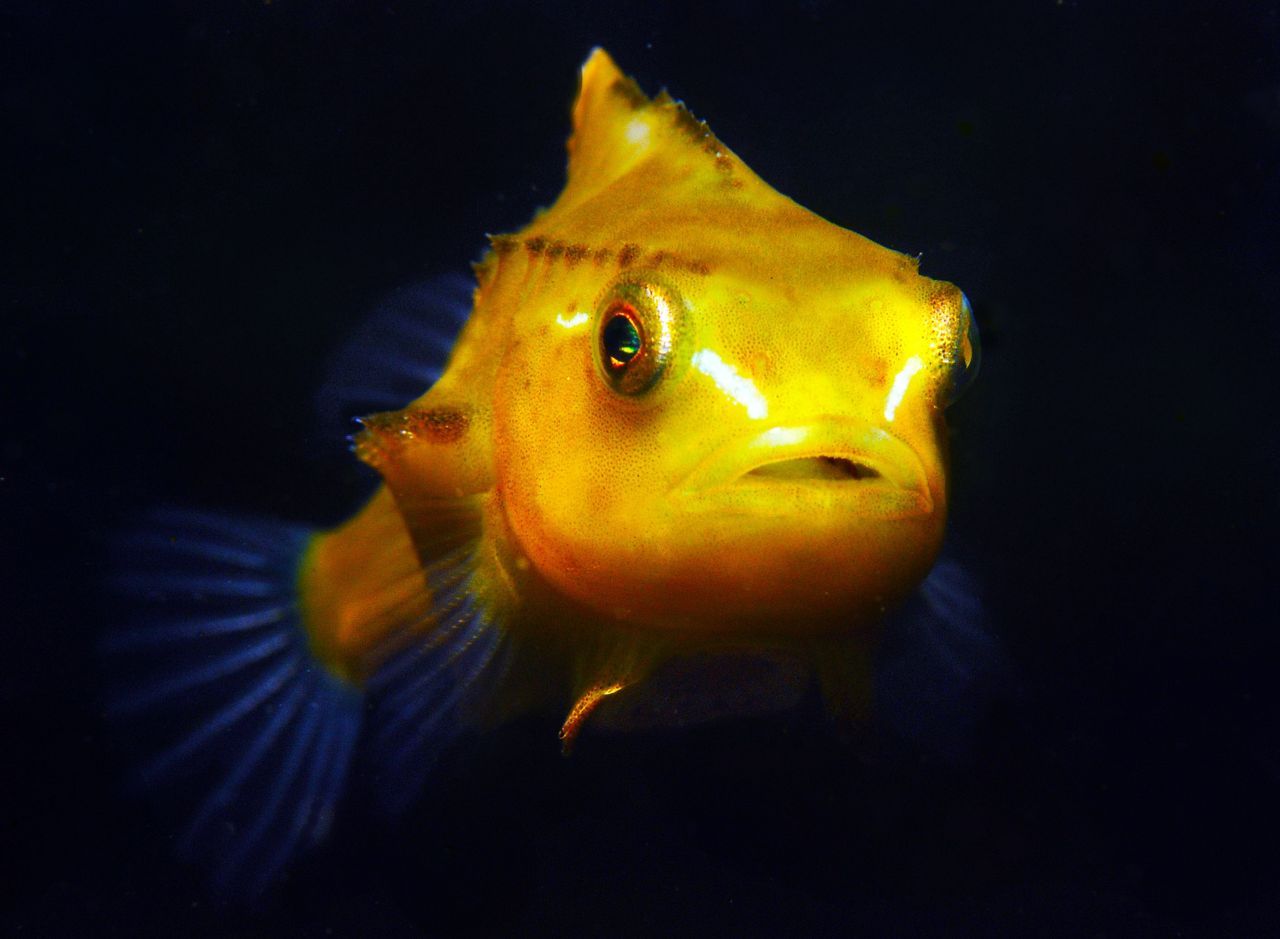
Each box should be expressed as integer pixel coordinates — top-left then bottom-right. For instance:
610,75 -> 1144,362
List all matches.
103,486 -> 502,894
104,509 -> 364,899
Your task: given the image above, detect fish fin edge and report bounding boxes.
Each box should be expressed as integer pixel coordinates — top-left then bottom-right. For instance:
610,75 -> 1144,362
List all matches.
874,556 -> 1017,765
361,533 -> 513,816
102,509 -> 364,900
314,274 -> 474,461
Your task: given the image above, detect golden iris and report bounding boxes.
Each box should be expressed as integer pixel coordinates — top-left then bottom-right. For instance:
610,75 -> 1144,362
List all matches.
595,279 -> 683,396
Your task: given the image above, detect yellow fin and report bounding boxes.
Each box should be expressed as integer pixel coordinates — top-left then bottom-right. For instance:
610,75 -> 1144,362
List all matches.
301,484 -> 512,814
560,48 -> 654,210
298,487 -> 433,683
557,48 -> 755,216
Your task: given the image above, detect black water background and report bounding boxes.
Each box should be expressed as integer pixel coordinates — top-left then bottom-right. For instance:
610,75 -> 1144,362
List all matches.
5,3 -> 1279,936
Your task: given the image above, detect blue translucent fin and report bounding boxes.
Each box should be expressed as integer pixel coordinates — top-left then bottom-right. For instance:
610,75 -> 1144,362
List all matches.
874,556 -> 1015,764
103,510 -> 362,899
364,548 -> 509,815
315,274 -> 473,452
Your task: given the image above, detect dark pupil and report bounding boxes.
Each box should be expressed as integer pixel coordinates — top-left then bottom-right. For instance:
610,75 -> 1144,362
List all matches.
603,312 -> 642,370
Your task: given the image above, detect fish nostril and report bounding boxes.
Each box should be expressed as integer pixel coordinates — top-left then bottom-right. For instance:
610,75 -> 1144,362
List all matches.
744,456 -> 881,482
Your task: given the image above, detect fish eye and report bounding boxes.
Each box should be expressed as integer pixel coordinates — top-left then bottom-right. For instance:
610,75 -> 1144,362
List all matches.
944,292 -> 981,406
595,279 -> 683,396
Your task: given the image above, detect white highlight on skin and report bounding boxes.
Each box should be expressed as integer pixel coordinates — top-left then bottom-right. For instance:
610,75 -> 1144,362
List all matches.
883,355 -> 924,422
692,348 -> 768,419
758,426 -> 807,447
556,311 -> 589,329
648,289 -> 674,359
625,117 -> 651,146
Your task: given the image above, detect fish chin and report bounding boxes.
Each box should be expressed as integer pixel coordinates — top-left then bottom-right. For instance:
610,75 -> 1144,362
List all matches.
633,514 -> 945,634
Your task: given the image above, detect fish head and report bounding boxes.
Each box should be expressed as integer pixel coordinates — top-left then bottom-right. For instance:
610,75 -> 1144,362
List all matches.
480,51 -> 979,634
368,50 -> 979,636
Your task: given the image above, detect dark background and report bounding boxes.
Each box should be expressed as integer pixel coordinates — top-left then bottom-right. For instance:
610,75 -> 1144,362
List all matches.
5,2 -> 1280,936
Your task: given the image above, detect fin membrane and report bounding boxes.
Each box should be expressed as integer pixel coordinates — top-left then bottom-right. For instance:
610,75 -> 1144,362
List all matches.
874,556 -> 1014,764
103,509 -> 362,899
363,547 -> 508,815
315,274 -> 472,455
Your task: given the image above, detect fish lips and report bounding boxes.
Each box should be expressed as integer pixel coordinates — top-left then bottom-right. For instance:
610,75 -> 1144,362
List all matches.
674,419 -> 934,520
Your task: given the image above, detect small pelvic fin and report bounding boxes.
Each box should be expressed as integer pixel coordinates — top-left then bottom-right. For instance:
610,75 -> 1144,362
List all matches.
559,679 -> 631,754
556,634 -> 662,753
315,275 -> 473,454
103,509 -> 363,899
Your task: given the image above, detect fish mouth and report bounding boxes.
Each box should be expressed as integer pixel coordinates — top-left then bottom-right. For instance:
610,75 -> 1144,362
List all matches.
676,420 -> 933,518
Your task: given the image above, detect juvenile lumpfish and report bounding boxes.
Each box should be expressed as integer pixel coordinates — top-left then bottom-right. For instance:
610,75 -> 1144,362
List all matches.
107,49 -> 981,896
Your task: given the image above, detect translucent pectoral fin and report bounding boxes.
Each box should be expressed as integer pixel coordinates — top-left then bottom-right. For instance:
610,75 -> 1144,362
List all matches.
363,546 -> 510,815
874,557 -> 1016,764
300,486 -> 510,817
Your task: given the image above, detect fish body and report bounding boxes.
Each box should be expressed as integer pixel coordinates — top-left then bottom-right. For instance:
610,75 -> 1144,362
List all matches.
106,49 -> 982,896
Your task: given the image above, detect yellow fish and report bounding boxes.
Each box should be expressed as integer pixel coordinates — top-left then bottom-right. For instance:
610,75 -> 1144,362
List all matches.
106,48 -> 981,897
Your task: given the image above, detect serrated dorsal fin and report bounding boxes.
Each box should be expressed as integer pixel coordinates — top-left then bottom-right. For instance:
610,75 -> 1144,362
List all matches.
556,48 -> 756,216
